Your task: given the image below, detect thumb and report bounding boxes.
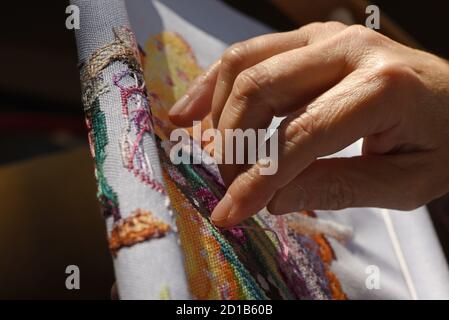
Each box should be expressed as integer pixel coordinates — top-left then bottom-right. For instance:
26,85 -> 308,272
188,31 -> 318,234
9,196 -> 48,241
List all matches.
267,153 -> 434,214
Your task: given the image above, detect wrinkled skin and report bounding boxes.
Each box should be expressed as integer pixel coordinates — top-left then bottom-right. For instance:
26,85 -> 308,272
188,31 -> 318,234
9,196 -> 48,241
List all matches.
169,22 -> 449,227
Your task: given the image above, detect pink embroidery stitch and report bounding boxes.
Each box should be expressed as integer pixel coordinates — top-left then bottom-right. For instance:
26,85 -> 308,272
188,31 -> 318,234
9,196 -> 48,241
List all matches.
276,216 -> 290,259
113,69 -> 165,193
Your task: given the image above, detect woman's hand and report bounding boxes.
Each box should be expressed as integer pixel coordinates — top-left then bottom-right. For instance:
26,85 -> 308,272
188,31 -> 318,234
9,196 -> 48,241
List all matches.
168,22 -> 449,227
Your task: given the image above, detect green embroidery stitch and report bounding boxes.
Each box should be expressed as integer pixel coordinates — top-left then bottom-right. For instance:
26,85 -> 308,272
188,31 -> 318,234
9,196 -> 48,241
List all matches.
84,90 -> 120,221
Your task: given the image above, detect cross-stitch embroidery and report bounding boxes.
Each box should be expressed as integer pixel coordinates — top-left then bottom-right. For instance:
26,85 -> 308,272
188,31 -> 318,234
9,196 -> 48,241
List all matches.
109,209 -> 171,256
80,27 -> 168,252
113,69 -> 165,193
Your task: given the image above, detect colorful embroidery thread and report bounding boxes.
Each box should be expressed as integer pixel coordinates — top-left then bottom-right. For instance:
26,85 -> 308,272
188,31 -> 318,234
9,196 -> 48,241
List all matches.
109,209 -> 171,256
80,27 -> 168,252
113,69 -> 165,192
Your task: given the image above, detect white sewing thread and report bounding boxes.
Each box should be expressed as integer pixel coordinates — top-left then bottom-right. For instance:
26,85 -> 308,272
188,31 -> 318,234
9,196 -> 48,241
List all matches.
381,209 -> 418,300
288,214 -> 353,243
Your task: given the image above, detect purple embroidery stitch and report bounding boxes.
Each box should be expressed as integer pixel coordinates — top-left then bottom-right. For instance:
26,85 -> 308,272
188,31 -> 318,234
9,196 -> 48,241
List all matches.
113,69 -> 166,193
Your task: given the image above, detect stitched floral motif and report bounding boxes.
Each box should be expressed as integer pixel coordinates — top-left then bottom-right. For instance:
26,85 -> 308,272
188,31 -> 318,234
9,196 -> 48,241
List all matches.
80,27 -> 141,84
109,209 -> 171,256
84,97 -> 120,221
81,63 -> 119,220
113,69 -> 165,192
80,25 -> 168,254
80,27 -> 145,222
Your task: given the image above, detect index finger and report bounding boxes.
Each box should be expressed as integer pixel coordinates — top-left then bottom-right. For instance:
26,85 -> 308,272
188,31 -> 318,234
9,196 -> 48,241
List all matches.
211,66 -> 406,227
169,22 -> 348,127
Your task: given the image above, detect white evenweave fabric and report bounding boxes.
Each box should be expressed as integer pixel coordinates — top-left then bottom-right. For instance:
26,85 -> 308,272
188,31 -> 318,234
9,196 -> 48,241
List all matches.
72,0 -> 190,299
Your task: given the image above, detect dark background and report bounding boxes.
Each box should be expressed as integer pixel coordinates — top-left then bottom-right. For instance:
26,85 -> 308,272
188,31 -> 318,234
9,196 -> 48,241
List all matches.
0,0 -> 447,299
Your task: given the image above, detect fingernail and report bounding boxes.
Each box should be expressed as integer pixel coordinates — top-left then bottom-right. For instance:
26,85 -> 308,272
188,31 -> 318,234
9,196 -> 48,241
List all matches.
211,193 -> 233,224
169,94 -> 192,117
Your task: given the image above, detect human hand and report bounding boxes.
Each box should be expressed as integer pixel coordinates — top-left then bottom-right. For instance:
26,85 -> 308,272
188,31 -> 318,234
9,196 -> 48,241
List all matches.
168,22 -> 449,227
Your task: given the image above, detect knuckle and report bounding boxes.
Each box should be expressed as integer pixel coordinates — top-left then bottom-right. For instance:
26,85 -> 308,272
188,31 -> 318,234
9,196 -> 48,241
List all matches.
300,22 -> 324,33
323,21 -> 348,31
295,22 -> 324,42
233,67 -> 265,100
228,65 -> 273,120
221,42 -> 248,74
344,24 -> 379,44
282,111 -> 321,147
277,133 -> 298,155
373,62 -> 418,85
345,24 -> 369,36
322,175 -> 355,210
377,62 -> 416,82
